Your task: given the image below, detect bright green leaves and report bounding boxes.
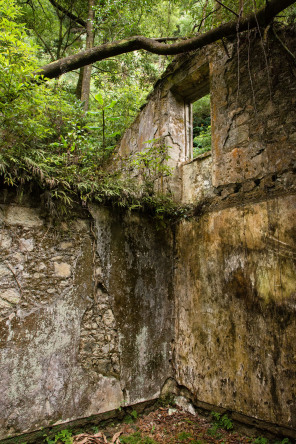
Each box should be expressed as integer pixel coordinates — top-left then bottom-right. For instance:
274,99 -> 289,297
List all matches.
130,138 -> 173,182
94,93 -> 116,110
94,92 -> 104,106
0,1 -> 38,104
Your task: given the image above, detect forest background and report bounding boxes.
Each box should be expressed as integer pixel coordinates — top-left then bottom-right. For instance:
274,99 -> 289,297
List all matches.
0,0 -> 295,217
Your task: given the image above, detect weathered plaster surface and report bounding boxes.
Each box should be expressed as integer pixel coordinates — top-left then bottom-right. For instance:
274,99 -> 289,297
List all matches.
174,195 -> 296,428
181,153 -> 213,204
90,207 -> 174,405
210,35 -> 296,189
0,204 -> 124,438
114,29 -> 296,433
0,203 -> 173,438
1,29 -> 296,440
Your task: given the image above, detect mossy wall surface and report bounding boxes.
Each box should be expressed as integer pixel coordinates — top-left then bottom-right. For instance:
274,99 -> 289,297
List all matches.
117,28 -> 296,433
174,195 -> 296,429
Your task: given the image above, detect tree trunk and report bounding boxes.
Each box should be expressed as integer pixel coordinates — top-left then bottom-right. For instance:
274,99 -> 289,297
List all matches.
80,0 -> 95,111
76,66 -> 84,99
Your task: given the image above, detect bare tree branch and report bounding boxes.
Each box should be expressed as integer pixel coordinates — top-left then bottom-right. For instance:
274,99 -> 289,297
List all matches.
214,0 -> 239,17
47,0 -> 86,27
197,9 -> 215,33
37,0 -> 295,80
34,28 -> 56,60
152,37 -> 184,42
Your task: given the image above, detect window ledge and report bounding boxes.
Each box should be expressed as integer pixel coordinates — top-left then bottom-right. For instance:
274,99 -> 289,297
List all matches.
183,151 -> 212,166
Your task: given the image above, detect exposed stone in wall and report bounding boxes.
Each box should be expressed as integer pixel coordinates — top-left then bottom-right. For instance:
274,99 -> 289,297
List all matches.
79,284 -> 120,378
90,207 -> 174,405
114,28 -> 296,434
116,30 -> 296,207
210,32 -> 296,189
1,29 -> 296,441
0,198 -> 174,439
0,202 -> 125,438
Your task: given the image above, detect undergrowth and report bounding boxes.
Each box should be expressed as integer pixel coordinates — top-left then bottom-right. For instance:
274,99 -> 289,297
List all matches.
207,412 -> 233,439
0,2 -> 190,224
120,432 -> 157,444
0,135 -> 191,222
45,429 -> 73,444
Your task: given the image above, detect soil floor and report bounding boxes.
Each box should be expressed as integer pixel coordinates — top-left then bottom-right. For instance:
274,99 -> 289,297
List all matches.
71,406 -> 262,444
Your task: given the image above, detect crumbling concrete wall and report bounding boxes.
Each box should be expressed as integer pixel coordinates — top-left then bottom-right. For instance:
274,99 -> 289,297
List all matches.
174,31 -> 296,433
174,195 -> 296,431
0,197 -> 174,439
118,29 -> 296,433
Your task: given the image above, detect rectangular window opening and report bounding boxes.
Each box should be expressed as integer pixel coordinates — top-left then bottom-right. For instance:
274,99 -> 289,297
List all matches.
192,94 -> 211,159
172,63 -> 210,162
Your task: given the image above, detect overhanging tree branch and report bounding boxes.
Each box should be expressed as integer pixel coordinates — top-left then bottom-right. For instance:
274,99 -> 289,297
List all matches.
37,0 -> 295,80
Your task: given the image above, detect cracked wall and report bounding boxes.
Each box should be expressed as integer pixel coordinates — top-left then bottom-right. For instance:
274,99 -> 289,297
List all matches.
118,29 -> 296,434
173,195 -> 296,435
0,29 -> 296,440
0,198 -> 174,439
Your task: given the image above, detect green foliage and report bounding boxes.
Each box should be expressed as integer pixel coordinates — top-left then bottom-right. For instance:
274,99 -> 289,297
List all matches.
177,0 -> 267,35
156,393 -> 176,408
120,431 -> 157,444
130,138 -> 172,182
9,0 -> 292,223
253,437 -> 292,444
193,125 -> 211,157
45,429 -> 73,444
0,1 -> 189,220
131,410 -> 138,420
192,94 -> 211,157
0,0 -> 56,144
0,0 -> 91,180
122,410 -> 138,424
88,92 -> 118,149
211,412 -> 233,431
177,431 -> 193,441
252,437 -> 268,444
192,95 -> 210,118
208,412 -> 233,437
17,0 -> 92,66
91,54 -> 157,144
123,415 -> 135,424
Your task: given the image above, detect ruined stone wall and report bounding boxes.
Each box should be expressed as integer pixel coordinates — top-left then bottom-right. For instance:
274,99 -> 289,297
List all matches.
118,29 -> 296,433
0,196 -> 174,439
174,195 -> 296,431
171,31 -> 296,433
117,46 -> 213,200
0,29 -> 296,440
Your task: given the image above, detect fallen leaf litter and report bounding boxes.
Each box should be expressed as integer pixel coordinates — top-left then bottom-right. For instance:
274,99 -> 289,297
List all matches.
72,407 -> 254,443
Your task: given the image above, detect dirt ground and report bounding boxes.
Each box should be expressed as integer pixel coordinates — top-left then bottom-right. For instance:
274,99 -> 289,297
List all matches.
71,406 -> 256,444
